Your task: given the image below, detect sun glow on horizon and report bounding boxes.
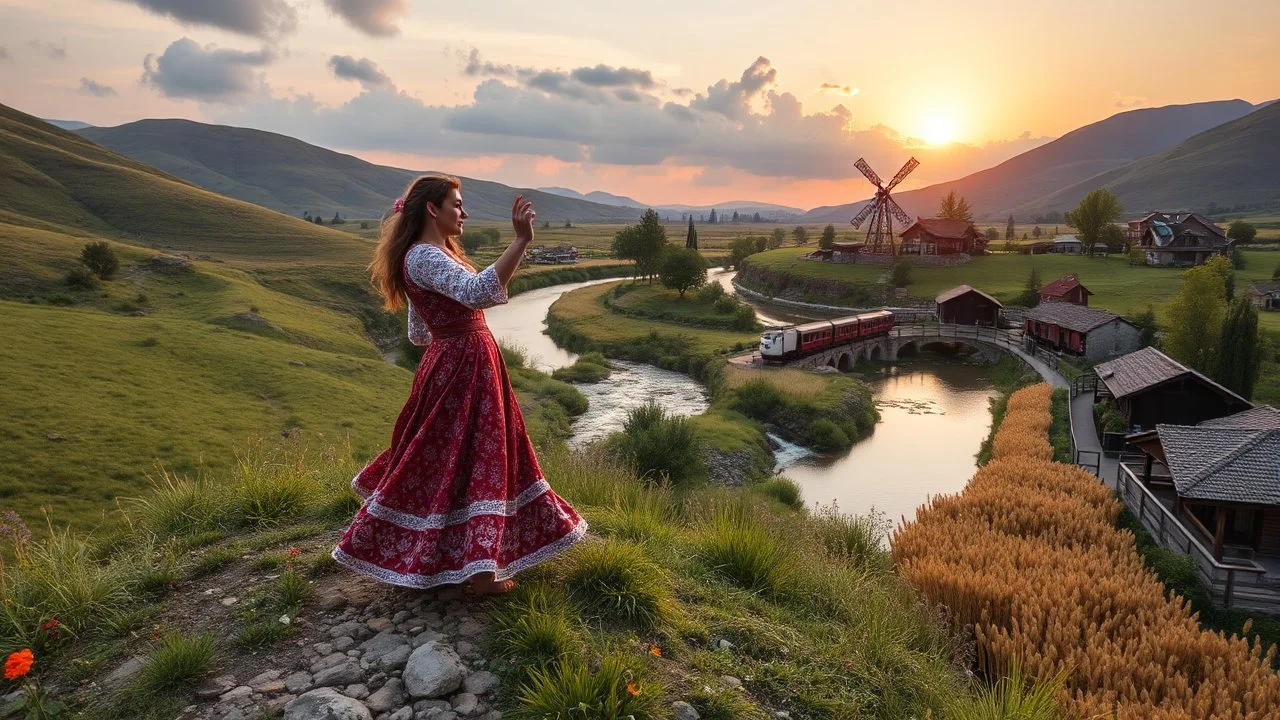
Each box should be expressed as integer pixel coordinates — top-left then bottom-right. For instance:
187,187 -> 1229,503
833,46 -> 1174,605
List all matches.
920,112 -> 960,146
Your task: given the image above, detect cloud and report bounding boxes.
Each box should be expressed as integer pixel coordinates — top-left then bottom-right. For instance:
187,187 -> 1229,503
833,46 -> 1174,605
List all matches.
819,82 -> 859,97
29,40 -> 66,60
460,50 -> 662,106
328,55 -> 392,88
113,0 -> 297,40
570,65 -> 655,89
323,0 -> 409,37
79,78 -> 118,97
1112,92 -> 1147,109
142,37 -> 273,102
690,56 -> 776,120
461,48 -> 522,79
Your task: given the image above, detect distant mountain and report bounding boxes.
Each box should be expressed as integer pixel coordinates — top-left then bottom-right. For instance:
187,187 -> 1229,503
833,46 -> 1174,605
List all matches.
538,186 -> 802,220
77,120 -> 641,222
42,119 -> 93,131
803,100 -> 1262,223
1028,101 -> 1280,216
537,186 -> 642,208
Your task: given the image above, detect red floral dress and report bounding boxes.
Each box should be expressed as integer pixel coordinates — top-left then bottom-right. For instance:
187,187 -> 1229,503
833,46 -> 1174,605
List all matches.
332,243 -> 587,589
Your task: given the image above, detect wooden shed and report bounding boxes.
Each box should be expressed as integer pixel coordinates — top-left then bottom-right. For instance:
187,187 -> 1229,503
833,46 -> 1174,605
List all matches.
1039,274 -> 1092,306
899,218 -> 986,256
1095,347 -> 1253,431
1024,303 -> 1142,360
936,285 -> 1002,326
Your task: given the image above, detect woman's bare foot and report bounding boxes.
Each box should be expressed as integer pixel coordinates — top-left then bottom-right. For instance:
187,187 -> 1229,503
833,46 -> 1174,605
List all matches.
467,573 -> 516,596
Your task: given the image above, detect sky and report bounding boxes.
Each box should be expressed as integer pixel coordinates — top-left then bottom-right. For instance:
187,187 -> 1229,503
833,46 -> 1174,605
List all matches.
2,0 -> 1278,209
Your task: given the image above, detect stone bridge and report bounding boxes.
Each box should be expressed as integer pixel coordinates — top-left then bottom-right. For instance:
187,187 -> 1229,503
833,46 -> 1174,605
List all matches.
785,323 -> 1025,371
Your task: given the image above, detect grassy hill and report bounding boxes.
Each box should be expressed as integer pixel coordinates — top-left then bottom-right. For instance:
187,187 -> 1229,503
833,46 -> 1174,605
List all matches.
803,100 -> 1261,222
1027,101 -> 1280,216
77,119 -> 643,222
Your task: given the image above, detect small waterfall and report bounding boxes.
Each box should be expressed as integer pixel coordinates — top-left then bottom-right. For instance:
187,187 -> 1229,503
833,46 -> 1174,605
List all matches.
768,431 -> 813,472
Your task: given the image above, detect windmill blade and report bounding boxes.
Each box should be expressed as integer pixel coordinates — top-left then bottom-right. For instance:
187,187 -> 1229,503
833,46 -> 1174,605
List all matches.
850,199 -> 876,229
854,158 -> 883,188
888,196 -> 912,226
885,156 -> 920,192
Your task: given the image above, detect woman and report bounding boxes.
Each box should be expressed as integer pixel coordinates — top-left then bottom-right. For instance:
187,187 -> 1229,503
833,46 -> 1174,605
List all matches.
332,175 -> 586,595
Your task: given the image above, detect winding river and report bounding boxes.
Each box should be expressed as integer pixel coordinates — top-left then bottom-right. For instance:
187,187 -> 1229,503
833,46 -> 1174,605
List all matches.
484,270 -> 998,528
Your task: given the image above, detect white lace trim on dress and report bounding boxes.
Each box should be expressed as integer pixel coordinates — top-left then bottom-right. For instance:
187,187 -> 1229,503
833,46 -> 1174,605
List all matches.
404,244 -> 507,310
330,517 -> 588,589
407,304 -> 432,346
364,479 -> 552,530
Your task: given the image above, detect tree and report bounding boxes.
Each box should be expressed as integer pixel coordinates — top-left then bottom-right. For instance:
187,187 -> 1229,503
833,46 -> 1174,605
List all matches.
681,216 -> 697,250
612,209 -> 668,282
1016,267 -> 1041,306
564,219 -> 573,228
1273,263 -> 1280,280
1204,255 -> 1234,301
461,228 -> 501,253
1212,297 -> 1261,399
770,228 -> 786,249
1032,226 -> 1042,238
985,227 -> 1000,243
889,258 -> 912,288
312,216 -> 324,225
820,224 -> 836,250
80,241 -> 119,280
1129,244 -> 1147,266
939,191 -> 974,223
792,226 -> 808,245
1133,306 -> 1158,349
659,247 -> 709,298
1228,220 -> 1257,245
731,210 -> 740,223
1230,248 -> 1246,270
1005,215 -> 1015,240
1099,223 -> 1126,255
331,212 -> 344,225
753,212 -> 762,223
753,236 -> 767,253
1064,188 -> 1123,255
1164,263 -> 1227,372
728,237 -> 758,269
709,208 -> 718,224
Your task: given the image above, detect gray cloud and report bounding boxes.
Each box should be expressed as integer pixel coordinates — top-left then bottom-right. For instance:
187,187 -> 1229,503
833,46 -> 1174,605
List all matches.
323,0 -> 408,37
79,78 -> 118,97
143,37 -> 273,102
691,56 -> 776,120
114,0 -> 297,40
29,40 -> 66,60
461,50 -> 660,105
328,55 -> 391,88
570,64 -> 655,89
461,48 -> 522,79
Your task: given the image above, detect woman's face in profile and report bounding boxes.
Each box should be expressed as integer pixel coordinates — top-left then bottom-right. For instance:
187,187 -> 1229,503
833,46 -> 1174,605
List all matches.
433,188 -> 468,237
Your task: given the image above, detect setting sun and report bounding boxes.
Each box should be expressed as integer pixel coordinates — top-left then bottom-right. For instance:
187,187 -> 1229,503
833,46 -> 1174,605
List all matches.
921,113 -> 959,145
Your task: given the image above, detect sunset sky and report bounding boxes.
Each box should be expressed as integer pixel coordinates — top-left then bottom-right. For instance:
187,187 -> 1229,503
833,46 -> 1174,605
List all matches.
2,0 -> 1277,209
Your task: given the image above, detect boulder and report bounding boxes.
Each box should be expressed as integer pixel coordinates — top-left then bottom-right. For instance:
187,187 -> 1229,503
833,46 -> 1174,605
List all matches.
283,688 -> 372,720
402,641 -> 467,698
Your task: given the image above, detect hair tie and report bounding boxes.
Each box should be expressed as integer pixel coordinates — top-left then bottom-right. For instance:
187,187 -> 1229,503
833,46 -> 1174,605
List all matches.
392,197 -> 406,214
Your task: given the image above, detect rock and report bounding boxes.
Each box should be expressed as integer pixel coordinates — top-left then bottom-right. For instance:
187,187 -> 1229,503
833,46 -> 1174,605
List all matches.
314,661 -> 365,688
720,675 -> 743,689
221,597 -> 239,606
285,671 -> 313,694
100,657 -> 144,691
314,642 -> 335,656
672,701 -> 701,720
284,688 -> 373,720
331,621 -> 365,639
194,675 -> 237,700
403,642 -> 467,698
256,680 -> 287,694
344,683 -> 370,700
462,671 -> 499,696
313,652 -> 351,673
219,708 -> 246,720
290,360 -> 307,367
377,645 -> 412,673
451,693 -> 478,715
248,669 -> 283,688
334,636 -> 357,652
455,620 -> 484,639
219,685 -> 253,702
414,700 -> 452,712
361,631 -> 410,664
367,617 -> 394,633
365,678 -> 404,713
388,708 -> 413,720
716,638 -> 736,651
392,610 -> 412,624
317,589 -> 348,611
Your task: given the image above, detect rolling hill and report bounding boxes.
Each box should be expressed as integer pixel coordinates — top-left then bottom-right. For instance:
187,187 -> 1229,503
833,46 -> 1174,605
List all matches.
77,120 -> 642,223
538,186 -> 804,220
1026,100 -> 1280,215
803,99 -> 1263,222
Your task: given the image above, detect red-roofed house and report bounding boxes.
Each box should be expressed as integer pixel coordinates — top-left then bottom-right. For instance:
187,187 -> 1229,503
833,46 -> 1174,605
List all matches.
899,218 -> 986,256
1039,274 -> 1092,306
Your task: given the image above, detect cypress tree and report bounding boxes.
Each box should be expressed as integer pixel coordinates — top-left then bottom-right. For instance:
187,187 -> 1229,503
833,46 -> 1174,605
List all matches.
686,216 -> 698,249
1005,215 -> 1016,240
1213,297 -> 1261,399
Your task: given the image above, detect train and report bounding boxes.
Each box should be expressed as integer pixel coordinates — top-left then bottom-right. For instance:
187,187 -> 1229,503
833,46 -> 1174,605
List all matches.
759,310 -> 895,364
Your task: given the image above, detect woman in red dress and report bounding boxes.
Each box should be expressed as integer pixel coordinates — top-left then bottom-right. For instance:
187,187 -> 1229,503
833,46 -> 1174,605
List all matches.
332,175 -> 587,595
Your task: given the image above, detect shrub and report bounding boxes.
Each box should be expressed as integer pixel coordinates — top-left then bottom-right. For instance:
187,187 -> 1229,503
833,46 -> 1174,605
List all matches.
134,632 -> 216,692
513,655 -> 661,720
126,468 -> 225,537
614,402 -> 703,486
712,296 -> 738,314
752,476 -> 804,510
564,541 -> 669,627
65,267 -> 99,289
699,509 -> 788,594
80,241 -> 119,280
731,304 -> 758,331
493,586 -> 580,670
811,506 -> 891,572
696,282 -> 726,302
806,418 -> 849,452
228,452 -> 320,527
889,258 -> 912,287
500,341 -> 529,369
592,491 -> 676,545
731,379 -> 784,420
552,356 -> 612,383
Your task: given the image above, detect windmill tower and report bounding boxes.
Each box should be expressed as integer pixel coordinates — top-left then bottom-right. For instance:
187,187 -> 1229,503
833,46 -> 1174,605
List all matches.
850,157 -> 919,255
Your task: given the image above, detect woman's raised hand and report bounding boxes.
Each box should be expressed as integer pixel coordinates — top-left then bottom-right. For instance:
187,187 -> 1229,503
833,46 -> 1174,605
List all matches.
512,195 -> 536,243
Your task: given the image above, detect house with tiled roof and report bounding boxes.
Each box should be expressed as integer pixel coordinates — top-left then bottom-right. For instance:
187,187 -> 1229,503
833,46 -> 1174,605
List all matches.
1248,280 -> 1280,311
1094,346 -> 1252,431
935,285 -> 1002,326
898,218 -> 986,256
1038,274 -> 1092,306
1127,211 -> 1232,267
1023,303 -> 1141,360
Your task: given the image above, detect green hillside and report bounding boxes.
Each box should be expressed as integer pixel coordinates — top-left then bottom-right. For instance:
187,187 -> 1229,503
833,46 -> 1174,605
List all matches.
78,119 -> 643,222
1026,101 -> 1280,216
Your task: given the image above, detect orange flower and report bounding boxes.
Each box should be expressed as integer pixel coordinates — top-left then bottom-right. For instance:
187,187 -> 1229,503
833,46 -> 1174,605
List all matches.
4,649 -> 33,680
39,618 -> 59,633
649,645 -> 662,657
286,547 -> 301,558
626,680 -> 640,696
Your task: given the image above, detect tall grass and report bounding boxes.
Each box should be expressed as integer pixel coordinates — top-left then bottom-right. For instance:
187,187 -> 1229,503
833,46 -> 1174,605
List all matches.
564,540 -> 671,628
512,655 -> 662,720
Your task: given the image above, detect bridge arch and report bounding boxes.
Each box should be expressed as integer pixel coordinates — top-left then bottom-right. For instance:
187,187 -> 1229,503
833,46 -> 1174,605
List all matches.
867,344 -> 883,362
837,352 -> 854,372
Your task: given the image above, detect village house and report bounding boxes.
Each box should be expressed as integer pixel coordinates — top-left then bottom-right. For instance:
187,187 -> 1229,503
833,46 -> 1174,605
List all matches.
1248,280 -> 1280,311
1052,235 -> 1083,254
1038,274 -> 1092,306
525,245 -> 579,264
1024,303 -> 1141,361
1127,211 -> 1232,267
936,285 -> 1002,326
1093,346 -> 1252,432
898,218 -> 986,256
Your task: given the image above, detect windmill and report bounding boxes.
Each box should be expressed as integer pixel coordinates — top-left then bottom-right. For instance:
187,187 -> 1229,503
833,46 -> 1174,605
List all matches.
850,156 -> 919,255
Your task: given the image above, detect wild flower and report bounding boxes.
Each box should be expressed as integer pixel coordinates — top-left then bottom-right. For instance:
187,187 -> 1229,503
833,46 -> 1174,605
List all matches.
0,510 -> 31,552
648,645 -> 661,657
625,680 -> 640,696
3,647 -> 64,718
4,648 -> 33,680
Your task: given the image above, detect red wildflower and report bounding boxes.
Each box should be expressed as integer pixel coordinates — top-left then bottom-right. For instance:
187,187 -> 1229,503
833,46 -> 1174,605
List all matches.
649,645 -> 662,657
286,547 -> 301,558
626,680 -> 640,697
4,649 -> 33,680
39,618 -> 59,633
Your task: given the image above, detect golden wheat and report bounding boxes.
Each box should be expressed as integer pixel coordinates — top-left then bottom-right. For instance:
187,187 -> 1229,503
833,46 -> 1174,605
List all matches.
723,365 -> 830,401
893,383 -> 1280,719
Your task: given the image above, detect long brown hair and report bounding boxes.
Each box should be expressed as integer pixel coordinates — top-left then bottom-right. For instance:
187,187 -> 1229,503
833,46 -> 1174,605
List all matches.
370,174 -> 468,311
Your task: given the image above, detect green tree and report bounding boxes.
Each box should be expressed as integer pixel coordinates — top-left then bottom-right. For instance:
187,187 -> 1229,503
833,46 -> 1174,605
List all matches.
1005,215 -> 1015,240
611,209 -> 668,282
331,212 -> 344,225
685,216 -> 698,250
792,226 -> 808,245
820,224 -> 836,250
1212,297 -> 1261,399
752,236 -> 767,253
939,191 -> 974,223
1064,188 -> 1124,255
1032,225 -> 1042,238
1272,263 -> 1280,280
1129,244 -> 1147,266
770,228 -> 787,249
709,208 -> 718,224
1099,223 -> 1126,255
1133,306 -> 1158,349
1164,264 -> 1227,372
752,212 -> 762,223
1230,248 -> 1246,270
985,227 -> 1000,242
1227,220 -> 1257,245
1204,255 -> 1234,301
80,241 -> 119,280
889,258 -> 912,288
731,210 -> 740,223
659,247 -> 709,298
565,219 -> 573,228
1017,267 -> 1041,306
728,237 -> 758,269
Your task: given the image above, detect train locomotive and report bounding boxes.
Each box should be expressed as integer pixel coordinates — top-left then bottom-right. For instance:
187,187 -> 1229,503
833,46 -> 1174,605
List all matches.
758,310 -> 895,364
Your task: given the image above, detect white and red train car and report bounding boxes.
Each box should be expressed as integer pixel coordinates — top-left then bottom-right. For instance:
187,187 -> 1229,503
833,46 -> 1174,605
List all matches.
758,310 -> 895,364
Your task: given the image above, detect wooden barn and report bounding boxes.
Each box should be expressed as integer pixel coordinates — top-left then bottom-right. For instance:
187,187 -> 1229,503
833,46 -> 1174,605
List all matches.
898,218 -> 986,256
1128,212 -> 1232,266
1039,274 -> 1092,306
936,285 -> 1002,326
1024,303 -> 1141,360
1094,346 -> 1252,432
